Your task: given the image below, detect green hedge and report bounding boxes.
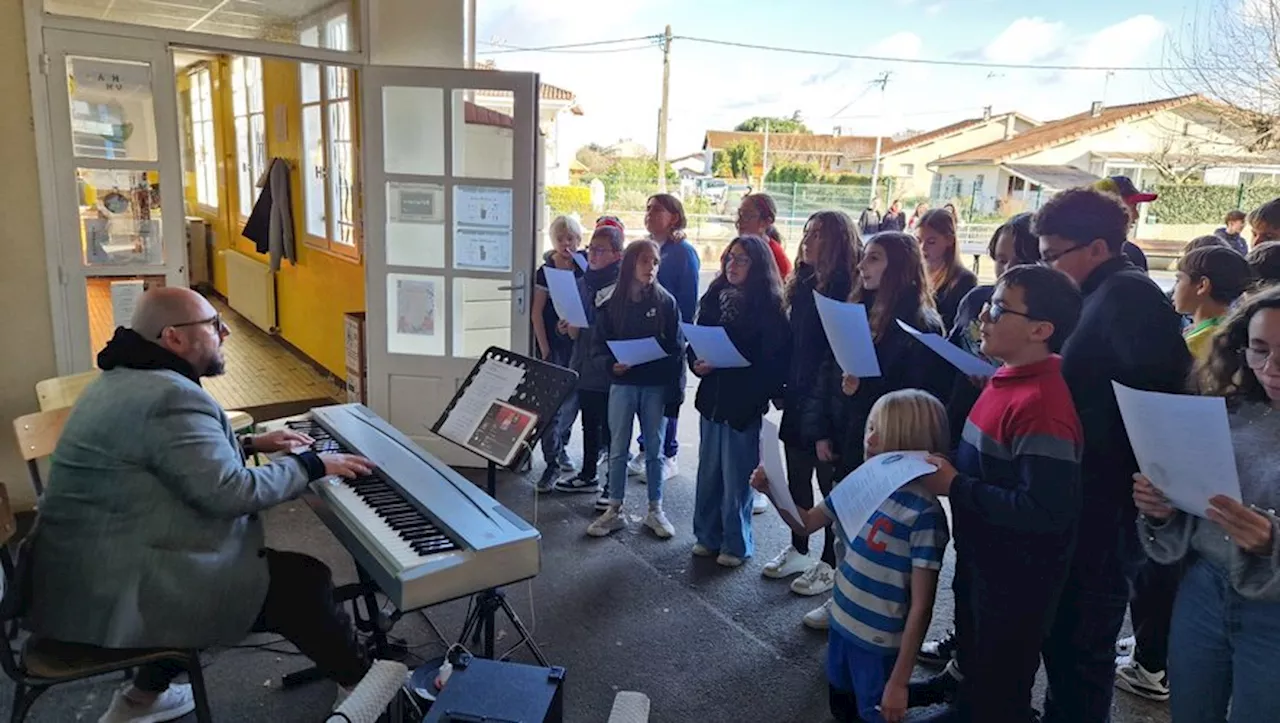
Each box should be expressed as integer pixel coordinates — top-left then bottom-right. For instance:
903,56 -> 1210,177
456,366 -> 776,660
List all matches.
546,185 -> 593,218
1148,184 -> 1280,224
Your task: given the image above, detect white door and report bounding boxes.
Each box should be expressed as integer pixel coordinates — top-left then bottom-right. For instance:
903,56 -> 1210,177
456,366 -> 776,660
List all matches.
42,30 -> 187,372
361,66 -> 539,465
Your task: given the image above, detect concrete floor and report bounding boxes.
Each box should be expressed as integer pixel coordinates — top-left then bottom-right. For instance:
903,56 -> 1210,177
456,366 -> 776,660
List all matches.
2,393 -> 1172,723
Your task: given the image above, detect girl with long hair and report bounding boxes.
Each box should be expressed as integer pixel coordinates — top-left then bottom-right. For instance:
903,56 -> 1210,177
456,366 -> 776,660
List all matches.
688,235 -> 791,567
906,202 -> 929,232
764,211 -> 862,586
795,232 -> 954,627
736,193 -> 792,279
588,240 -> 684,539
1134,285 -> 1280,722
917,209 -> 978,331
627,194 -> 699,483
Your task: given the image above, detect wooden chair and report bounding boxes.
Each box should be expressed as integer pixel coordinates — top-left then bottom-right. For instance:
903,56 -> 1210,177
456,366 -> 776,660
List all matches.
0,484 -> 213,722
34,371 -> 100,413
11,409 -> 70,499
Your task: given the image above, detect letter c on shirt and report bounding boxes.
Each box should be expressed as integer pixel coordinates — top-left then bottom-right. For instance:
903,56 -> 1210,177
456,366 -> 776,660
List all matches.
867,517 -> 895,553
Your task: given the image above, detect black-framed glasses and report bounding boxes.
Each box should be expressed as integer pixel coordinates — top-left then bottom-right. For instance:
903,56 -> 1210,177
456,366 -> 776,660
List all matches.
160,314 -> 223,339
982,300 -> 1036,323
1245,346 -> 1277,370
1040,244 -> 1089,265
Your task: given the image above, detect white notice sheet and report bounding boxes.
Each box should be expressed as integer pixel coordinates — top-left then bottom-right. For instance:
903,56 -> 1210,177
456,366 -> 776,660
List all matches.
544,268 -> 590,328
813,292 -> 881,378
1112,382 -> 1243,517
825,452 -> 938,535
607,338 -> 668,366
759,420 -> 800,522
681,323 -> 751,368
897,319 -> 998,377
438,358 -> 526,444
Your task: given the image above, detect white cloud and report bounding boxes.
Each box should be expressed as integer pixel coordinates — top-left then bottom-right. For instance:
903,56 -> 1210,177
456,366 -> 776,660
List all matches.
925,3 -> 945,17
1071,14 -> 1165,68
983,17 -> 1066,64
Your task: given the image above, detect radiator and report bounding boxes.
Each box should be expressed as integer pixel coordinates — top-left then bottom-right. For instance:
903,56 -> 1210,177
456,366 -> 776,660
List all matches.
221,251 -> 277,333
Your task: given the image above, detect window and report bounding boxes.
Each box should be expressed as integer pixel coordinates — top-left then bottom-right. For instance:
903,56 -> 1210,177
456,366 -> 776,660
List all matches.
231,56 -> 267,218
900,163 -> 915,177
189,67 -> 217,208
929,173 -> 943,200
300,13 -> 358,256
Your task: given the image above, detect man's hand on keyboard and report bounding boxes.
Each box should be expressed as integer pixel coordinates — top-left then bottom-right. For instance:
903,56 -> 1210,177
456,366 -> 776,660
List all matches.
321,454 -> 376,479
252,428 -> 314,453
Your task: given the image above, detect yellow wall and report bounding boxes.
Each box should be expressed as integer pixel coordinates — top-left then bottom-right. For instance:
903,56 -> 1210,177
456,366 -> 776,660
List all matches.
0,0 -> 58,511
181,56 -> 365,377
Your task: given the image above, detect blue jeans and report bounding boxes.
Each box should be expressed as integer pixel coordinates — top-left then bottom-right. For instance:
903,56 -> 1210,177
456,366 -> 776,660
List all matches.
637,416 -> 680,458
1169,558 -> 1280,723
539,344 -> 577,465
694,417 -> 759,559
608,385 -> 666,505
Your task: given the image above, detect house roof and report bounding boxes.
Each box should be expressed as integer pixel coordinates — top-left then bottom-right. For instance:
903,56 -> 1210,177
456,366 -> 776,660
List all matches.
1003,164 -> 1101,190
464,101 -> 512,130
702,130 -> 878,156
879,112 -> 1039,155
932,95 -> 1205,166
473,61 -> 583,114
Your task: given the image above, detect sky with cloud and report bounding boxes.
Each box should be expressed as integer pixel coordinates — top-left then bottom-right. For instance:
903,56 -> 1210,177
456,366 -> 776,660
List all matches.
475,0 -> 1224,157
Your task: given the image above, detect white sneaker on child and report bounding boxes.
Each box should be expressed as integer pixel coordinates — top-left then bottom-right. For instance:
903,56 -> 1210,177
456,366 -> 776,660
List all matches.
691,543 -> 715,557
587,505 -> 627,537
594,489 -> 612,511
1115,635 -> 1136,660
762,545 -> 814,579
802,599 -> 833,630
790,561 -> 836,596
660,456 -> 679,481
752,490 -> 770,515
98,684 -> 195,723
643,505 -> 675,539
716,553 -> 744,568
627,454 -> 646,479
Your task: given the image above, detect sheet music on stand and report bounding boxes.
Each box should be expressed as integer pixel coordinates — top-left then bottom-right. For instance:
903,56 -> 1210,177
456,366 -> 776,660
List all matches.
432,347 -> 579,471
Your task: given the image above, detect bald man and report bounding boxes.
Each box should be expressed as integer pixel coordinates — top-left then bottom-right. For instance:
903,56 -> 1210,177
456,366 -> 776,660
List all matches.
30,288 -> 375,723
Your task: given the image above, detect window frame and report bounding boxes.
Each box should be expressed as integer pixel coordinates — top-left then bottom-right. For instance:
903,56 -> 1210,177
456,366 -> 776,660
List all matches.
298,11 -> 361,261
230,55 -> 267,222
188,65 -> 218,211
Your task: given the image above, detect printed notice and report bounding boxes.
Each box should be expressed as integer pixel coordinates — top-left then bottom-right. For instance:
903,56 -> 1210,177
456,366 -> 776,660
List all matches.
395,278 -> 436,336
454,186 -> 514,272
826,452 -> 938,535
110,280 -> 145,329
545,267 -> 589,328
389,182 -> 444,223
813,292 -> 881,378
897,319 -> 998,377
760,420 -> 799,522
455,186 -> 513,228
438,358 -> 527,444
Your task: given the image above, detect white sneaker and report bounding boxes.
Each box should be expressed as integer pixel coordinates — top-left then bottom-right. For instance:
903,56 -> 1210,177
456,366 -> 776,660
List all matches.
1115,635 -> 1136,659
692,543 -> 715,557
99,684 -> 195,723
1114,658 -> 1170,702
594,489 -> 612,511
627,454 -> 646,479
587,506 -> 626,537
762,545 -> 815,579
803,599 -> 833,630
644,506 -> 676,539
661,456 -> 679,481
790,561 -> 836,596
752,490 -> 770,515
716,553 -> 744,568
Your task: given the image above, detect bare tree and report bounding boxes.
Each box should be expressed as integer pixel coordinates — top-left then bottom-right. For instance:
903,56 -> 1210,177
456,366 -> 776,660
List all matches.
1163,0 -> 1280,150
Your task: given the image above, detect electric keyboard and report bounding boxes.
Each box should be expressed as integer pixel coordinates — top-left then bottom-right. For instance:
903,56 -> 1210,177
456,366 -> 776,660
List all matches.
259,403 -> 541,612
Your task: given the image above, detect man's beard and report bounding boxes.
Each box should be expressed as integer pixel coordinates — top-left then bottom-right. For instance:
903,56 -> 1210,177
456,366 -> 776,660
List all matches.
201,351 -> 227,377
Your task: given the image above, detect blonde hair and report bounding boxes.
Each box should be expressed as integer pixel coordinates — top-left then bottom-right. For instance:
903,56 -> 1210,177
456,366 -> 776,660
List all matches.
549,214 -> 584,244
865,389 -> 949,455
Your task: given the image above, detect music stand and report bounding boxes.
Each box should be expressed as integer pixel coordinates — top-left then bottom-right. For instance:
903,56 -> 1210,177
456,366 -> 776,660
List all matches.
432,347 -> 577,666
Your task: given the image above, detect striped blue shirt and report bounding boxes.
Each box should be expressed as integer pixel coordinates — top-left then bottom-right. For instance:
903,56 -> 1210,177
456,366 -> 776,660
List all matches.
823,481 -> 949,653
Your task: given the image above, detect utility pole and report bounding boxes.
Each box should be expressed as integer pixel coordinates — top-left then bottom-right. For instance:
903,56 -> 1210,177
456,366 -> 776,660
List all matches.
656,25 -> 673,193
869,72 -> 891,207
761,118 -> 770,189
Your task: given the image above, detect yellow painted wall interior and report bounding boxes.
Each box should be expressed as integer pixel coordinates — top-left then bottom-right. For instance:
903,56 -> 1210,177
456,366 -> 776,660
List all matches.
180,56 -> 365,377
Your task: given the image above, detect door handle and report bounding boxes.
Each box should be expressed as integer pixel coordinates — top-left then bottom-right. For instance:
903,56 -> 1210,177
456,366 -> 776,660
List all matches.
497,271 -> 527,315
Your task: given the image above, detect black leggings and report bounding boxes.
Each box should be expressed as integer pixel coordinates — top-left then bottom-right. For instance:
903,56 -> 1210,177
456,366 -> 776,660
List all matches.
134,550 -> 369,692
785,444 -> 837,566
578,390 -> 611,479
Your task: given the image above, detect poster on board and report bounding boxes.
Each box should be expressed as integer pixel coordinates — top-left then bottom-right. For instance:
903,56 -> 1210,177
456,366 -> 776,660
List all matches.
389,182 -> 444,224
454,185 -> 513,272
395,278 -> 437,336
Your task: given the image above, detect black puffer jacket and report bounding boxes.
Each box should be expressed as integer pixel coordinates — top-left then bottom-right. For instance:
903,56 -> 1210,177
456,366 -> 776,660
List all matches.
814,293 -> 955,476
688,286 -> 791,431
778,265 -> 854,448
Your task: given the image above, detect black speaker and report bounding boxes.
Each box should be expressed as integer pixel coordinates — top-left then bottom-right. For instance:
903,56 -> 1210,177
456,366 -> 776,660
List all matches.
422,654 -> 565,723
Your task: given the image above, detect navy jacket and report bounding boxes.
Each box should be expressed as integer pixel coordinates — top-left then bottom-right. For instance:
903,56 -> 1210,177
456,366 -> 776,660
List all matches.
1215,227 -> 1249,256
569,262 -> 620,393
688,288 -> 791,431
1059,257 -> 1191,566
778,265 -> 854,448
657,237 -> 701,323
590,285 -> 685,389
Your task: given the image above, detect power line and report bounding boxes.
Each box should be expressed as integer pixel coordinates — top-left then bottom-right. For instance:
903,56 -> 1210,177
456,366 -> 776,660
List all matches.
477,36 -> 660,55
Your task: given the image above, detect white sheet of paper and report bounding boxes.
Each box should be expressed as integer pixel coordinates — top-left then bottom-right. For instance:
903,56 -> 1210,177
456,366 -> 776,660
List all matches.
1112,382 -> 1243,517
573,253 -> 589,271
896,319 -> 998,377
813,292 -> 881,378
544,268 -> 590,328
825,452 -> 938,535
681,323 -> 751,368
759,420 -> 799,521
438,358 -> 526,443
607,338 -> 668,366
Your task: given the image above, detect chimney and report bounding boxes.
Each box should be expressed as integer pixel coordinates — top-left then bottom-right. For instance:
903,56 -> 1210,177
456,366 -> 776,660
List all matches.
982,105 -> 992,121
1090,101 -> 1104,117
832,126 -> 843,137
1004,113 -> 1017,140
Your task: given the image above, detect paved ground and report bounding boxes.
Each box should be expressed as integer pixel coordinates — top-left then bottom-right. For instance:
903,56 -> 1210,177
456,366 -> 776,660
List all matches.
3,392 -> 1171,723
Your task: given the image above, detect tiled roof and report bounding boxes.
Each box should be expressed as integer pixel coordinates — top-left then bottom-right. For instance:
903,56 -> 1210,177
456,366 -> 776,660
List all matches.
932,95 -> 1204,166
702,130 -> 878,156
879,112 -> 1038,154
464,101 -> 512,129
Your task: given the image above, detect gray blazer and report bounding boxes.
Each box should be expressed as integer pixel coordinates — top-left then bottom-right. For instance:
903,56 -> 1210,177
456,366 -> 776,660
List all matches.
29,368 -> 313,649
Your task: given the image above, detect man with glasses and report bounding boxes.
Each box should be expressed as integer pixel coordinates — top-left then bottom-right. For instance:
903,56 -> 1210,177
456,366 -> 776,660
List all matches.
30,287 -> 375,723
1032,188 -> 1191,723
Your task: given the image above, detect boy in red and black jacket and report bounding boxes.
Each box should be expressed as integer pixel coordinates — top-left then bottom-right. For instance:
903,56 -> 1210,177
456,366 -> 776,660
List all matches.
916,265 -> 1085,722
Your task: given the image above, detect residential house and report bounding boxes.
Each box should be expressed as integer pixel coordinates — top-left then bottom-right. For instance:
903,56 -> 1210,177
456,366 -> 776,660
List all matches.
927,94 -> 1280,216
701,129 -> 879,180
844,110 -> 1040,199
473,63 -> 582,185
669,151 -> 708,197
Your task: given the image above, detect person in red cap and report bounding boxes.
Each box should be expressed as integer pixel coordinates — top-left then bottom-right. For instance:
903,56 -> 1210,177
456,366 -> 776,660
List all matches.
1093,176 -> 1157,273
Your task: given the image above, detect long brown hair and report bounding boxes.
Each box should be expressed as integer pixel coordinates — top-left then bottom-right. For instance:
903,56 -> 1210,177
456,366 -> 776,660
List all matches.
855,231 -> 935,338
1202,284 -> 1280,403
742,192 -> 779,240
918,208 -> 964,294
786,210 -> 862,307
609,239 -> 664,330
647,193 -> 688,241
